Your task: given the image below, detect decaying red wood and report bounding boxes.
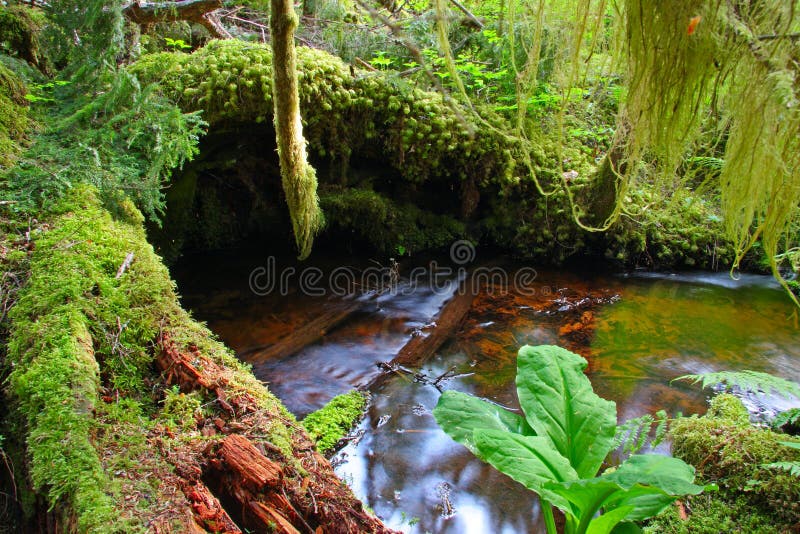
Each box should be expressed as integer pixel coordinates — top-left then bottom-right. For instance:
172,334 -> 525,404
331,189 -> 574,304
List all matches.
248,501 -> 300,534
157,333 -> 258,417
156,332 -> 400,534
182,481 -> 242,533
214,434 -> 283,491
243,299 -> 364,364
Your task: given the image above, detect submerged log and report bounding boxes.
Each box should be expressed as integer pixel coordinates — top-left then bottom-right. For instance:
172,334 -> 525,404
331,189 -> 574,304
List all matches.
242,299 -> 364,364
393,286 -> 477,367
365,272 -> 480,389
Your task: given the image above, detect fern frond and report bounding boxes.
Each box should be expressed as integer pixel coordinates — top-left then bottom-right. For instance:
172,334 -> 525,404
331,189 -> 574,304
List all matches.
772,408 -> 800,433
763,462 -> 800,477
673,370 -> 800,399
614,410 -> 670,455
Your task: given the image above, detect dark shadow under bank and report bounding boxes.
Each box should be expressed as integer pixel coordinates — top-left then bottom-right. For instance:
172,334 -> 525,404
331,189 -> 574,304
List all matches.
148,116 -> 742,275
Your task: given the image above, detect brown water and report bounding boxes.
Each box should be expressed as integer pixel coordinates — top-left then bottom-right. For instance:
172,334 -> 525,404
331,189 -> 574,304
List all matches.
172,251 -> 800,533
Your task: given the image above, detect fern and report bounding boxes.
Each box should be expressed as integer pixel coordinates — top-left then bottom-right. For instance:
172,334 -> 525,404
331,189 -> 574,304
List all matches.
613,409 -> 669,455
772,408 -> 800,434
764,443 -> 800,477
674,370 -> 800,400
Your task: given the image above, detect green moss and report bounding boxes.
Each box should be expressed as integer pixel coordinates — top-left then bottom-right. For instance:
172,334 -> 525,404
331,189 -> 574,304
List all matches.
302,390 -> 368,454
320,188 -> 465,255
644,493 -> 782,534
667,395 -> 800,528
131,40 -> 522,189
4,185 -> 306,528
0,5 -> 47,72
707,393 -> 750,423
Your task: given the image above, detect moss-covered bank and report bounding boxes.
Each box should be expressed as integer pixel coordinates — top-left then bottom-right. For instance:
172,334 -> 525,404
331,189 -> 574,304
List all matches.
0,186 -> 384,531
133,40 -> 733,270
646,394 -> 800,533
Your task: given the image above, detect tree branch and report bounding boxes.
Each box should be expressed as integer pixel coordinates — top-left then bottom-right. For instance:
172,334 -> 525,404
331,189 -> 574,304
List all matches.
122,0 -> 229,38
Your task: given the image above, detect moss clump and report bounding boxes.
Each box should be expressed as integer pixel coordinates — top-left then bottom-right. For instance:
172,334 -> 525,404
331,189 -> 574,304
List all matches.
302,390 -> 368,455
666,394 -> 800,528
600,187 -> 733,269
643,493 -> 782,534
706,393 -> 750,423
0,6 -> 47,72
320,188 -> 465,255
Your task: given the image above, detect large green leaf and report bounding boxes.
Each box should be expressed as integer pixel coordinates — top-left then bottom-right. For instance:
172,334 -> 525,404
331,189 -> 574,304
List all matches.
516,345 -> 617,478
545,454 -> 713,528
433,390 -> 534,454
473,429 -> 578,512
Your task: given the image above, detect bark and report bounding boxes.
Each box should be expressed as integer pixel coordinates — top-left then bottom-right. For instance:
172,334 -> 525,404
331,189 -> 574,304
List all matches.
270,0 -> 322,259
122,0 -> 230,39
240,300 -> 364,364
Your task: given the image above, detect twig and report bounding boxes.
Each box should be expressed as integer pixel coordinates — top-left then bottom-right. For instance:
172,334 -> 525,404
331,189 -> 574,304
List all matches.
116,252 -> 135,279
447,0 -> 483,29
354,57 -> 378,72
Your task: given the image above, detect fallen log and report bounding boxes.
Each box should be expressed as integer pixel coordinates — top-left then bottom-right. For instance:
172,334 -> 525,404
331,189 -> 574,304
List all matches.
241,299 -> 365,364
393,286 -> 477,367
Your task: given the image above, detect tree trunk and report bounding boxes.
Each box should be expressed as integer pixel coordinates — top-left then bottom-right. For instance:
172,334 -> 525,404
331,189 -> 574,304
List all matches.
270,0 -> 323,260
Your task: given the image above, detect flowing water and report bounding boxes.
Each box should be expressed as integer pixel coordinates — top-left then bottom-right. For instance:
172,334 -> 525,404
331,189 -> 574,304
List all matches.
172,250 -> 800,533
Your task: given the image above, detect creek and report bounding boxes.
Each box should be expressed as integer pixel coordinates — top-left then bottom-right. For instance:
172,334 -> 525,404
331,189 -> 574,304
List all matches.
172,249 -> 800,533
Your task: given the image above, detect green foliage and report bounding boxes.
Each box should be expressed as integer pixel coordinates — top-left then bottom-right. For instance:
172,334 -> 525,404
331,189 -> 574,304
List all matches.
434,345 -> 712,534
670,394 -> 800,525
3,67 -> 205,221
674,370 -> 800,400
160,386 -> 203,431
613,410 -> 669,456
771,408 -> 800,435
302,390 -> 368,454
320,188 -> 465,255
164,37 -> 192,51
